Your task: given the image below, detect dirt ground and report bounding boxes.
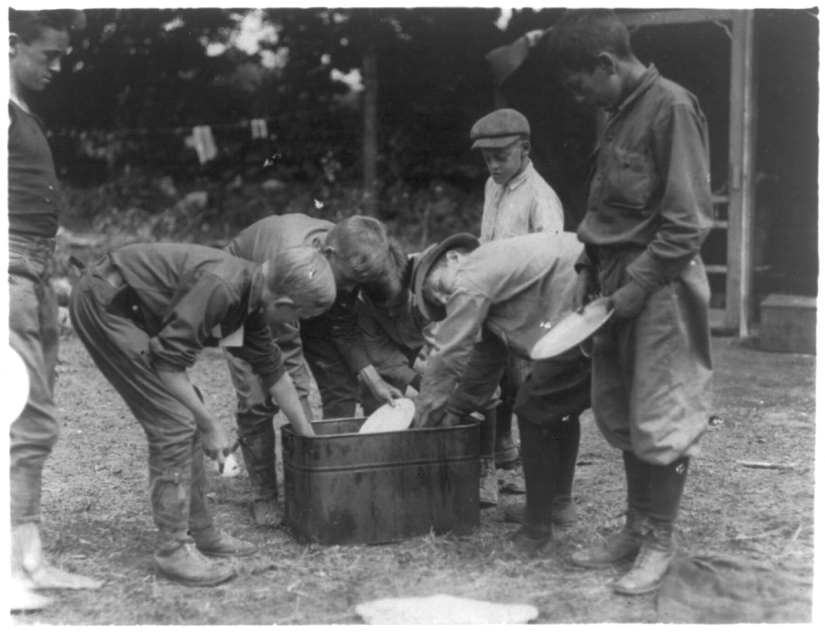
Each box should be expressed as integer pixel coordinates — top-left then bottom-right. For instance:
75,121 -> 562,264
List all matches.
11,332 -> 816,625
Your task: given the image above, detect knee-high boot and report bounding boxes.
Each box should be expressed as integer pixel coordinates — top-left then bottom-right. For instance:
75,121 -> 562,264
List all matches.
570,449 -> 652,568
236,414 -> 280,526
552,414 -> 581,525
612,456 -> 689,595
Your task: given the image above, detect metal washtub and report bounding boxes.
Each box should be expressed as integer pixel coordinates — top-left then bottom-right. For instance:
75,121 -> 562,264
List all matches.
281,418 -> 480,545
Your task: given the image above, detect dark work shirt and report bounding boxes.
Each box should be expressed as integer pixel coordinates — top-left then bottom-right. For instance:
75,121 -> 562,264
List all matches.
577,65 -> 713,290
7,101 -> 64,238
227,213 -> 372,373
110,243 -> 284,388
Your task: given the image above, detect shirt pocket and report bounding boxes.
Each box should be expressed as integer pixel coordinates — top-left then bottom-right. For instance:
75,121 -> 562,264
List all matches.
603,148 -> 654,212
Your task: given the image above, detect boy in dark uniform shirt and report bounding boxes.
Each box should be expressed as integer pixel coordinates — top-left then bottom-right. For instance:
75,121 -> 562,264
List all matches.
546,9 -> 714,595
70,244 -> 335,586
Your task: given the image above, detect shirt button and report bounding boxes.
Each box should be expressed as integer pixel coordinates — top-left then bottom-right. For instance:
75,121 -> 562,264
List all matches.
48,185 -> 54,190
45,197 -> 51,203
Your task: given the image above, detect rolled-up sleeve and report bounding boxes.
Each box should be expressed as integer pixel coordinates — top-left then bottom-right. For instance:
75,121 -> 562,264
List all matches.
447,328 -> 509,416
626,103 -> 713,291
228,311 -> 285,390
416,289 -> 491,420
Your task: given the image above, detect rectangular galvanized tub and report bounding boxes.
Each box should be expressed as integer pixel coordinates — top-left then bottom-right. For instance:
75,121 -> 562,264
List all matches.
281,418 -> 480,545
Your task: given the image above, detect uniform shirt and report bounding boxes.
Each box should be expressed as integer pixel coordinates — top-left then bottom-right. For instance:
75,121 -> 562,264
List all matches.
7,101 -> 64,238
416,232 -> 582,419
226,213 -> 373,373
109,243 -> 284,389
479,159 -> 564,243
356,288 -> 428,388
577,65 -> 714,290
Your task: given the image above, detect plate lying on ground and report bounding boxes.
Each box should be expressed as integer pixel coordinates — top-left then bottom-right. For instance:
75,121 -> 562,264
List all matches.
530,297 -> 614,360
359,398 -> 415,434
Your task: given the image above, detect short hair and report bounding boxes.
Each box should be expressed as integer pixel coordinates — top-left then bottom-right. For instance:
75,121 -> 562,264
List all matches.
361,237 -> 409,305
9,9 -> 86,43
544,9 -> 633,74
325,215 -> 393,286
264,246 -> 336,317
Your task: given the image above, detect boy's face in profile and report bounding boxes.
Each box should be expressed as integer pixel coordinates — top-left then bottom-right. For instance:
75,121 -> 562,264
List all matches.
10,26 -> 71,92
561,63 -> 622,110
481,139 -> 530,185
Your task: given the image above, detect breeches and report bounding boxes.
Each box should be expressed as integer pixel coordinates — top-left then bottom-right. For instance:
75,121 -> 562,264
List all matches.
69,265 -> 212,533
592,250 -> 713,465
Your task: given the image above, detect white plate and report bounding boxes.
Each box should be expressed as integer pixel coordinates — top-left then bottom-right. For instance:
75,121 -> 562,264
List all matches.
359,398 -> 415,434
214,452 -> 241,478
530,297 -> 614,360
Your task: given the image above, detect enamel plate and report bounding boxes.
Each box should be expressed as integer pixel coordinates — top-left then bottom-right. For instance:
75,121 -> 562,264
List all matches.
530,297 -> 614,360
359,398 -> 416,434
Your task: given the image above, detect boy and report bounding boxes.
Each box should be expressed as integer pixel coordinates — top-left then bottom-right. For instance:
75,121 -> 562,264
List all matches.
224,213 -> 402,525
69,243 -> 336,586
355,241 -> 427,415
7,9 -> 102,609
410,232 -> 591,552
471,108 -> 565,474
545,9 -> 714,595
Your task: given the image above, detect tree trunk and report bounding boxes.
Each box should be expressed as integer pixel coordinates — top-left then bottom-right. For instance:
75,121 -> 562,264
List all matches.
362,45 -> 378,216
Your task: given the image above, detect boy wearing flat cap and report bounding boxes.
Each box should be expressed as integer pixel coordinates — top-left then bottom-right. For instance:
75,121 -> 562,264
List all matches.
470,108 -> 566,489
410,232 -> 591,555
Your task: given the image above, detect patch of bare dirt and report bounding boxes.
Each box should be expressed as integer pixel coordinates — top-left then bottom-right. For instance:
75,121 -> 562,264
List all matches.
12,335 -> 815,624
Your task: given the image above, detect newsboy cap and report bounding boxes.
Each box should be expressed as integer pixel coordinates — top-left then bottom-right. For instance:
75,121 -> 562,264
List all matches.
411,233 -> 481,322
470,108 -> 530,149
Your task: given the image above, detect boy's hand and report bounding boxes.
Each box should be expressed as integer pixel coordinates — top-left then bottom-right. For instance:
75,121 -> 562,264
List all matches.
201,422 -> 237,466
360,365 -> 403,407
574,268 -> 598,313
608,279 -> 649,319
441,412 -> 464,427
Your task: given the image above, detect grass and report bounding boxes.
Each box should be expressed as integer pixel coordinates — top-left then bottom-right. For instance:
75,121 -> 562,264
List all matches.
11,335 -> 816,624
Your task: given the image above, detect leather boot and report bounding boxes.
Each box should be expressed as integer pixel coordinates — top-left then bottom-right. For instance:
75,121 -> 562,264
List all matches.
569,509 -> 649,568
611,523 -> 676,595
479,458 -> 499,507
237,418 -> 282,527
509,524 -> 553,556
190,525 -> 258,558
553,414 -> 581,522
153,538 -> 235,587
11,522 -> 103,591
610,457 -> 690,594
494,399 -> 520,469
504,499 -> 578,528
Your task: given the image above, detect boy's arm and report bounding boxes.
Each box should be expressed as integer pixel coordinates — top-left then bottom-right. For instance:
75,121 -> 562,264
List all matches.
156,369 -> 235,465
530,185 -> 565,234
356,298 -> 421,389
267,372 -> 315,437
412,289 -> 491,428
625,102 -> 714,292
446,328 -> 509,417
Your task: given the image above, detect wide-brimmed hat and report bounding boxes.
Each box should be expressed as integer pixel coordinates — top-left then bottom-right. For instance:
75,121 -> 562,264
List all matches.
411,233 -> 480,322
470,108 -> 530,150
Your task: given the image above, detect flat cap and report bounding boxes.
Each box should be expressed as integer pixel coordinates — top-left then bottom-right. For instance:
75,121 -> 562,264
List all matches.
470,108 -> 530,149
411,233 -> 480,322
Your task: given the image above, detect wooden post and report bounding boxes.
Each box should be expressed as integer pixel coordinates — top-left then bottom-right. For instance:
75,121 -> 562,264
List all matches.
362,45 -> 378,216
726,10 -> 756,337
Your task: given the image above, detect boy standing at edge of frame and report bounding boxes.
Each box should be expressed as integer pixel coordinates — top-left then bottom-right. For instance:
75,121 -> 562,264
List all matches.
545,8 -> 714,595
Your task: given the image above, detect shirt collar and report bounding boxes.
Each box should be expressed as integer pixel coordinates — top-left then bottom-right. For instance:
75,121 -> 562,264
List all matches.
505,159 -> 534,192
610,64 -> 660,117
